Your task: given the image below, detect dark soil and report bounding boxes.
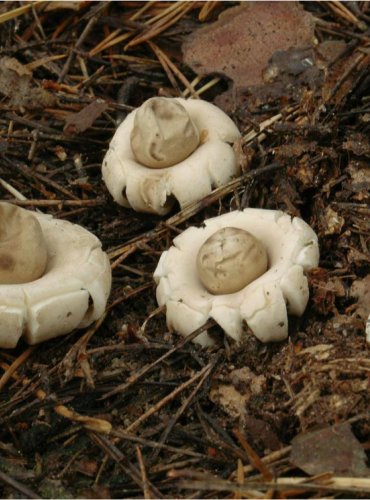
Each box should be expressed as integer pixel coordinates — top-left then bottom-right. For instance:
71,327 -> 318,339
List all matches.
0,2 -> 369,498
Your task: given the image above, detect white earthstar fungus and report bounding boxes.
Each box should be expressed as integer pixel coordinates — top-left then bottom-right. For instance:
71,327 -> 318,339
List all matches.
154,208 -> 320,347
102,97 -> 241,215
0,203 -> 111,349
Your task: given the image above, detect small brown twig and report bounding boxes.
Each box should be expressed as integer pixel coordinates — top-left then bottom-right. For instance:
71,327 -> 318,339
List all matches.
100,319 -> 216,400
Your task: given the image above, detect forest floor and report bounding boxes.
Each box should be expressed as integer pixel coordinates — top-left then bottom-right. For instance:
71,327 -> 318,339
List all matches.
0,1 -> 369,498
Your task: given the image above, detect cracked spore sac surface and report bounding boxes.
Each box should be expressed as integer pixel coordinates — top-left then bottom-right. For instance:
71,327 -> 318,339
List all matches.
197,226 -> 268,294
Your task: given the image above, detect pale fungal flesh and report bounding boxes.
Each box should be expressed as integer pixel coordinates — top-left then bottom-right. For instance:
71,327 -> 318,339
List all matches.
154,208 -> 320,346
102,97 -> 241,215
0,204 -> 111,349
196,227 -> 268,295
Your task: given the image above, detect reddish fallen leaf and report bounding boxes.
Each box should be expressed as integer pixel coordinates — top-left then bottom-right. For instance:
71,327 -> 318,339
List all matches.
183,2 -> 315,109
243,415 -> 282,452
291,423 -> 369,477
0,57 -> 55,110
64,99 -> 109,135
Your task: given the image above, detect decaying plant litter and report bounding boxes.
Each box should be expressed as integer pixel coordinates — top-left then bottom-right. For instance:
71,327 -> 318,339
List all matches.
0,2 -> 369,498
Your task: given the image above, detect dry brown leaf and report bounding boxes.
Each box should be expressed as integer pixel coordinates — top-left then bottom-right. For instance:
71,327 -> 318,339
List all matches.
291,423 -> 369,477
0,56 -> 55,109
64,99 -> 109,135
183,2 -> 315,110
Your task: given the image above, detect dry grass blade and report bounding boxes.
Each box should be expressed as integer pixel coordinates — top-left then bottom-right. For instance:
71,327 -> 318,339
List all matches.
147,40 -> 180,94
273,476 -> 370,493
100,320 -> 215,400
0,360 -> 111,434
230,446 -> 292,479
125,362 -> 214,433
326,1 -> 366,29
136,446 -> 152,500
0,346 -> 36,391
0,470 -> 40,499
54,405 -> 112,433
232,428 -> 274,481
7,199 -> 104,207
106,162 -> 284,262
0,178 -> 27,200
110,428 -> 213,460
0,1 -> 43,24
1,2 -> 369,497
25,54 -> 67,71
169,469 -> 370,495
150,361 -> 215,462
147,1 -> 186,26
168,469 -> 266,498
125,1 -> 194,49
59,313 -> 108,387
89,431 -> 163,498
90,31 -> 132,57
148,40 -> 199,98
198,1 -> 219,22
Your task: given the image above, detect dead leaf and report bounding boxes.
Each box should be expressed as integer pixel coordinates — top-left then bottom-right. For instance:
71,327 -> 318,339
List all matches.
243,416 -> 282,452
183,2 -> 315,111
0,57 -> 55,109
64,99 -> 109,135
316,40 -> 348,67
291,423 -> 369,477
350,275 -> 370,322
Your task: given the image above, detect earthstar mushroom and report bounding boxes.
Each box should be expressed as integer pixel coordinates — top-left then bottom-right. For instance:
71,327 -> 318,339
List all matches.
102,97 -> 241,215
154,208 -> 320,346
0,203 -> 111,349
